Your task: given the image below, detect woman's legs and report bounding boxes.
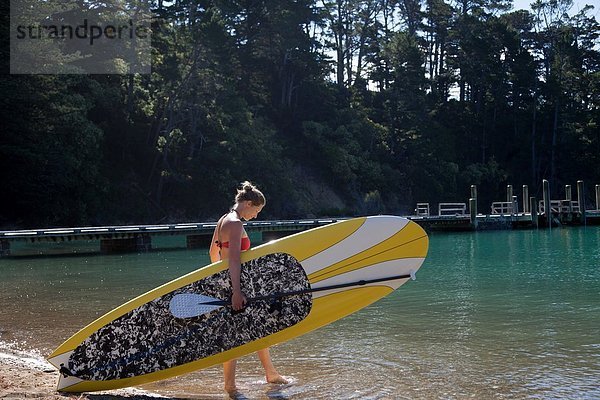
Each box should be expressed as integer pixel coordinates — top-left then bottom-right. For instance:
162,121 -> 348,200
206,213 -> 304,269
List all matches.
223,348 -> 288,393
223,359 -> 237,393
257,348 -> 288,384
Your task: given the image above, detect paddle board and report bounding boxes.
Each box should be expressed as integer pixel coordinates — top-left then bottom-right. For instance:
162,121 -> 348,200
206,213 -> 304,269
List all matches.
47,215 -> 429,392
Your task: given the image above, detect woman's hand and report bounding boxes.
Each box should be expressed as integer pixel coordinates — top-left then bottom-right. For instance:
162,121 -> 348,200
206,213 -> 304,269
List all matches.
231,289 -> 247,311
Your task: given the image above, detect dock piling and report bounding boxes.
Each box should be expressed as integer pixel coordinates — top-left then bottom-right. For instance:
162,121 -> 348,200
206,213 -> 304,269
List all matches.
543,179 -> 551,229
577,180 -> 586,225
523,185 -> 529,213
507,185 -> 513,203
596,184 -> 600,211
470,198 -> 478,229
565,184 -> 573,213
0,240 -> 9,256
471,185 -> 478,217
530,197 -> 538,228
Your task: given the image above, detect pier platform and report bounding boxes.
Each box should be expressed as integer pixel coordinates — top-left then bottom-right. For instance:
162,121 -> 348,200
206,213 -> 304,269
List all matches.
1,212 -> 599,257
0,219 -> 344,256
416,211 -> 599,231
2,180 -> 598,257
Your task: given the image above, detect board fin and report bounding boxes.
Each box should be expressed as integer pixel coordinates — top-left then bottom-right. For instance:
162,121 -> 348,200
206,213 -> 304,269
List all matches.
46,351 -> 84,391
57,374 -> 84,391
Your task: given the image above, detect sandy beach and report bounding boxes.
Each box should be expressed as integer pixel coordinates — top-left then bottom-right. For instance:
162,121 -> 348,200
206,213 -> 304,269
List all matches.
0,350 -> 169,400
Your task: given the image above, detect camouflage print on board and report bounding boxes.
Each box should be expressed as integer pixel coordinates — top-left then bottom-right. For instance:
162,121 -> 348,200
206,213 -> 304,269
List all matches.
65,253 -> 312,381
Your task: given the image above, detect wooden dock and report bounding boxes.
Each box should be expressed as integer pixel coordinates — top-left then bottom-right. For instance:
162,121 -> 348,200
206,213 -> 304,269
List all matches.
1,180 -> 599,257
413,180 -> 600,231
1,211 -> 599,257
410,211 -> 600,232
0,219 -> 345,256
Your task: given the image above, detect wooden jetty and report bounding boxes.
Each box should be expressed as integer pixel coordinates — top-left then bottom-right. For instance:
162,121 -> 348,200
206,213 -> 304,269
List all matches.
413,180 -> 600,232
1,180 -> 599,257
0,219 -> 345,256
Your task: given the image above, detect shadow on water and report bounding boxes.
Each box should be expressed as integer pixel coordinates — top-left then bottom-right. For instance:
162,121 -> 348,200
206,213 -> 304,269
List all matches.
227,390 -> 249,400
226,385 -> 291,400
265,386 -> 291,399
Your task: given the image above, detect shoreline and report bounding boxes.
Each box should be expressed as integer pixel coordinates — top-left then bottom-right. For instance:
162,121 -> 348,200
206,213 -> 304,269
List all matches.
0,349 -> 169,400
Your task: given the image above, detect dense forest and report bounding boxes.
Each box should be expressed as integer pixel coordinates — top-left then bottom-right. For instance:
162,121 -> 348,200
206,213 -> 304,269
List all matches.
1,0 -> 599,228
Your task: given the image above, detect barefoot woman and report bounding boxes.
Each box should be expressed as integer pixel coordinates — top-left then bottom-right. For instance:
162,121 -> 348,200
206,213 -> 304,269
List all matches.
209,181 -> 289,393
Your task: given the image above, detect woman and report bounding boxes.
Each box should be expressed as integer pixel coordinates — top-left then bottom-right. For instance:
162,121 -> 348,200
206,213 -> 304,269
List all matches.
209,181 -> 288,394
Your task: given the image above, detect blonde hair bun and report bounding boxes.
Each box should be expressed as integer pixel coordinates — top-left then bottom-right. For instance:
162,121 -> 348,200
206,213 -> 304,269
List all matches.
242,181 -> 254,192
235,181 -> 266,206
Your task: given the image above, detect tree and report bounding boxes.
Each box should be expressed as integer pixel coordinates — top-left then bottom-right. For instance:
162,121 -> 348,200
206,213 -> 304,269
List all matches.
0,76 -> 105,226
531,0 -> 599,186
424,0 -> 454,101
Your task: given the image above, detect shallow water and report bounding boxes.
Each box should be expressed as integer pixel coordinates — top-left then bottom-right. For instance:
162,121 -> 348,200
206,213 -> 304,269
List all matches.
1,227 -> 599,399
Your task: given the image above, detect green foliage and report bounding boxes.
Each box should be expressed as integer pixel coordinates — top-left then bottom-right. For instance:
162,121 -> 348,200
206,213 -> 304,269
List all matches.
0,76 -> 105,227
1,0 -> 599,227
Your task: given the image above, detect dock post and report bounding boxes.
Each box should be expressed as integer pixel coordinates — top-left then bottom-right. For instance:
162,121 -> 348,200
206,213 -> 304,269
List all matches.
135,234 -> 152,252
530,197 -> 538,228
470,198 -> 478,229
565,184 -> 572,213
577,180 -> 586,225
512,196 -> 518,215
523,185 -> 529,213
596,184 -> 600,211
507,185 -> 513,203
0,240 -> 10,256
471,185 -> 478,215
543,179 -> 551,229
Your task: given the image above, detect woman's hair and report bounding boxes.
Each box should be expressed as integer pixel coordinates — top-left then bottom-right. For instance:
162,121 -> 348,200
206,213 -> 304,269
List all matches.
235,181 -> 266,206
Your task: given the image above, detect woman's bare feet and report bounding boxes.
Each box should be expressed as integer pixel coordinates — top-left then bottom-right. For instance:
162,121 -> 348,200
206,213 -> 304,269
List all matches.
266,373 -> 289,384
257,348 -> 288,384
224,383 -> 238,393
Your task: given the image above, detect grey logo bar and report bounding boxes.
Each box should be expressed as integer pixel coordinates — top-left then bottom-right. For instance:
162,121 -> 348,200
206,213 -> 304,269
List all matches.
10,0 -> 152,74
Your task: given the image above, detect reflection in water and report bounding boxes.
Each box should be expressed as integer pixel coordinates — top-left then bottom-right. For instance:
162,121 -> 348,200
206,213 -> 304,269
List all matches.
1,227 -> 599,398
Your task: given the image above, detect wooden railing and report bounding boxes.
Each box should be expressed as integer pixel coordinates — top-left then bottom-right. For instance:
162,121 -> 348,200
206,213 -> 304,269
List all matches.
438,203 -> 467,216
539,200 -> 580,214
415,203 -> 430,217
491,201 -> 518,215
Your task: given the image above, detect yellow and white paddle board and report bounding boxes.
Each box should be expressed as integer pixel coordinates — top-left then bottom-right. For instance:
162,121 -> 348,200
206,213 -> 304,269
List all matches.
47,215 -> 428,392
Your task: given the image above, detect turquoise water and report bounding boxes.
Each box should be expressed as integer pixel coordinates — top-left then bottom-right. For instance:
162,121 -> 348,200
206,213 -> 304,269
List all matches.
1,227 -> 599,399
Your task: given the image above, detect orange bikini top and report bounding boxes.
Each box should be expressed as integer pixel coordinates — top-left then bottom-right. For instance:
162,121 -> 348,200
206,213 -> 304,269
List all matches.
215,209 -> 251,251
215,236 -> 251,251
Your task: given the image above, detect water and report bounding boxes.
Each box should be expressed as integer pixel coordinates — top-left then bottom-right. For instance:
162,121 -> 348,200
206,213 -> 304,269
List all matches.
1,227 -> 599,399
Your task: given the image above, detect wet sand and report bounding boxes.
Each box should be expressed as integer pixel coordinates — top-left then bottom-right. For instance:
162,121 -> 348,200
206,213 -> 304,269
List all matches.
0,351 -> 169,400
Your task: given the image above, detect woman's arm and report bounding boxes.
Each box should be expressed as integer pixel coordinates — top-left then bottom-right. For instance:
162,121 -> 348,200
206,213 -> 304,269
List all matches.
224,219 -> 246,311
209,226 -> 220,263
